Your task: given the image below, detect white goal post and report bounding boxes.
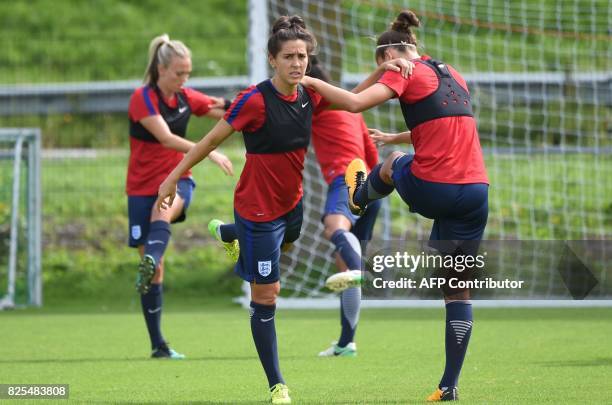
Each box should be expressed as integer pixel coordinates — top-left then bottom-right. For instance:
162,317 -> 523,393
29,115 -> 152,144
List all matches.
0,128 -> 42,309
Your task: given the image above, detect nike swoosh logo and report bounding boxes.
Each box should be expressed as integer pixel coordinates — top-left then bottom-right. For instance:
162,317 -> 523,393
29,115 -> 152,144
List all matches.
260,317 -> 274,323
147,307 -> 161,314
178,106 -> 187,113
147,240 -> 164,245
301,102 -> 309,108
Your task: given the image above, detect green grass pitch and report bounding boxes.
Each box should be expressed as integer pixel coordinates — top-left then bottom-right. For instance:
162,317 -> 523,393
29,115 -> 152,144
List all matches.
1,302 -> 611,404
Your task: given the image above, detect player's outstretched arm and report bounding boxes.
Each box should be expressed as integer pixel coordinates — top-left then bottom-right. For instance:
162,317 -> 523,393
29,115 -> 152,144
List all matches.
369,128 -> 412,146
352,58 -> 413,93
302,76 -> 395,113
157,119 -> 234,210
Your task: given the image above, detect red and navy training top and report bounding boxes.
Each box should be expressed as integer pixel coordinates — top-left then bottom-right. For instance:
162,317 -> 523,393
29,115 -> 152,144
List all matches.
126,86 -> 213,195
224,80 -> 325,222
378,55 -> 489,185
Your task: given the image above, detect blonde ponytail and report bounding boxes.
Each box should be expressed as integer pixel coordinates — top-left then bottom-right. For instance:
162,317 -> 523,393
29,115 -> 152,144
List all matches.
143,34 -> 192,87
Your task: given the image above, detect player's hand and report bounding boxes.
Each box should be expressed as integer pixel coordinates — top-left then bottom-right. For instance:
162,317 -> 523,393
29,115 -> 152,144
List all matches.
369,128 -> 402,146
381,58 -> 414,79
209,150 -> 234,176
208,96 -> 226,110
157,178 -> 178,211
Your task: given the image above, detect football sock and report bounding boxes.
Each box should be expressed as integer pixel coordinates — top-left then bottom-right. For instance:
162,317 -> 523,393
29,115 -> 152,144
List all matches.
219,223 -> 237,242
330,229 -> 362,270
141,283 -> 164,349
250,301 -> 284,388
144,221 -> 171,265
338,287 -> 361,347
329,230 -> 363,347
354,164 -> 395,207
440,301 -> 473,389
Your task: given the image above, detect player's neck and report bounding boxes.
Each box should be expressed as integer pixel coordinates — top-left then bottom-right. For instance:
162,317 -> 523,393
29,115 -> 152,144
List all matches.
156,82 -> 175,100
407,51 -> 421,60
270,76 -> 297,96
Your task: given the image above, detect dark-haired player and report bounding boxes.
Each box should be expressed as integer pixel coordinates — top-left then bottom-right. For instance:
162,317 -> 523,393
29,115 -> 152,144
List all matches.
302,9 -> 489,402
157,16 -> 325,404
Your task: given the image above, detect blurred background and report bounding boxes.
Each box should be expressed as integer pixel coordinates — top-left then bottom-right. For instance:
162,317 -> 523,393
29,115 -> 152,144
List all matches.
0,0 -> 610,307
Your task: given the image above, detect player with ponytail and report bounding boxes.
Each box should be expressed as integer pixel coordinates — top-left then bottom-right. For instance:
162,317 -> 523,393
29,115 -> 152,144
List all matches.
127,34 -> 233,359
302,10 -> 489,401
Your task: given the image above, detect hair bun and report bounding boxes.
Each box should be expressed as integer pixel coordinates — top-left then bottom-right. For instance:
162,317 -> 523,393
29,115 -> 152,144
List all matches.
288,15 -> 306,29
272,16 -> 291,33
272,15 -> 306,34
391,10 -> 420,32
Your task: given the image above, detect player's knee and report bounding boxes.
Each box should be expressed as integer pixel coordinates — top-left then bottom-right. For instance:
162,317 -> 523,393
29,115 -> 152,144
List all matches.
251,282 -> 280,305
323,225 -> 337,240
323,215 -> 351,240
381,151 -> 404,184
150,207 -> 173,222
152,262 -> 164,283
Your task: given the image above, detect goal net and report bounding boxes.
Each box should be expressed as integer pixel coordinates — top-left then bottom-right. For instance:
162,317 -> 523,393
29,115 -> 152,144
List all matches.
0,129 -> 42,309
244,0 -> 611,306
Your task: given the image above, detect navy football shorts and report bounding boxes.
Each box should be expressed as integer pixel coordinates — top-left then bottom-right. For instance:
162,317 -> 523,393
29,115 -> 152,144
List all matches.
233,200 -> 303,284
391,154 -> 488,243
127,177 -> 195,247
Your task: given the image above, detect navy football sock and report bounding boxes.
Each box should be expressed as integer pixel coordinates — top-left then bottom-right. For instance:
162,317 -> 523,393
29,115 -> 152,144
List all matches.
440,302 -> 473,389
250,301 -> 284,388
144,221 -> 171,265
354,164 -> 395,207
330,229 -> 362,270
219,223 -> 237,242
141,283 -> 164,349
338,287 -> 361,347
